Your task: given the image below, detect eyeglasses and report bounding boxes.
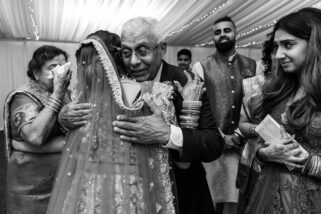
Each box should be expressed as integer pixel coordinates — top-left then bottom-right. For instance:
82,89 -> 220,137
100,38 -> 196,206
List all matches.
121,42 -> 163,60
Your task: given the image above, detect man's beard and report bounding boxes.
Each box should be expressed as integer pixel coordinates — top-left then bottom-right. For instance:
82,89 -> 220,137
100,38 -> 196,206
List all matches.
215,38 -> 235,52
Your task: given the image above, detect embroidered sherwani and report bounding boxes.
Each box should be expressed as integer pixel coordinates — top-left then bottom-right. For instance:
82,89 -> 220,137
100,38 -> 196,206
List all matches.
202,52 -> 256,203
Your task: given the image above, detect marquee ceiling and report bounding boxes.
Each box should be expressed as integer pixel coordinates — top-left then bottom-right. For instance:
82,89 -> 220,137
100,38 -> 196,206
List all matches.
0,0 -> 320,48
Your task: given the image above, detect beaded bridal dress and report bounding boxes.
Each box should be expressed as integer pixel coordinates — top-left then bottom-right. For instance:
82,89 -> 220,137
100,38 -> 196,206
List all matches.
47,33 -> 176,214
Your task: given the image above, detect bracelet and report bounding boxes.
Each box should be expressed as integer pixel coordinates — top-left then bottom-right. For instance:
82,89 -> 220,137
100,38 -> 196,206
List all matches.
305,154 -> 321,179
233,132 -> 244,141
314,156 -> 321,178
50,95 -> 63,105
254,144 -> 265,166
302,152 -> 313,174
46,104 -> 59,113
311,156 -> 319,176
249,125 -> 258,137
46,97 -> 63,113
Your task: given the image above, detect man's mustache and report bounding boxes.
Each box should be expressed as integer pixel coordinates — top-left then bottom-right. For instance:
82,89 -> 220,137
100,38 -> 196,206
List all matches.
218,36 -> 230,43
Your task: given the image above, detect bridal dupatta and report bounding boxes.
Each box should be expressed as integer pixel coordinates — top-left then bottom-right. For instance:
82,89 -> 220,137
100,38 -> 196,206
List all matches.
47,36 -> 176,214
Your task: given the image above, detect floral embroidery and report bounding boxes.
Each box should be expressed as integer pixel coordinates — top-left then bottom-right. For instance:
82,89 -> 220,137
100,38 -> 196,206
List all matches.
12,103 -> 38,128
79,38 -> 144,115
247,100 -> 321,214
57,38 -> 176,214
281,112 -> 288,125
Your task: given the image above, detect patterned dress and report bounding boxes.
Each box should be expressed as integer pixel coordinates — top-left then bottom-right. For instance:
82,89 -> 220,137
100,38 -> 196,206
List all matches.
245,99 -> 321,214
202,52 -> 256,203
47,37 -> 176,214
4,82 -> 68,214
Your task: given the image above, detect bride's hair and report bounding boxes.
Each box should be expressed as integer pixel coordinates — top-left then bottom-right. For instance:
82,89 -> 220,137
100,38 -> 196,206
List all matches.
76,30 -> 124,102
87,30 -> 124,73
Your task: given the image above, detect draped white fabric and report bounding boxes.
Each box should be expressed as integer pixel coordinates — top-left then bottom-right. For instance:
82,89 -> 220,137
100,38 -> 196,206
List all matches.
0,0 -> 319,128
0,0 -> 320,45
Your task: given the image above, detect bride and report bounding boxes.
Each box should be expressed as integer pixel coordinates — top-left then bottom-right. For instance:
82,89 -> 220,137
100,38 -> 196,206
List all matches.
47,31 -> 176,214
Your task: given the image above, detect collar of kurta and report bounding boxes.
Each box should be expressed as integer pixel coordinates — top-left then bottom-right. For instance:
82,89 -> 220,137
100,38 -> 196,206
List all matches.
216,51 -> 237,63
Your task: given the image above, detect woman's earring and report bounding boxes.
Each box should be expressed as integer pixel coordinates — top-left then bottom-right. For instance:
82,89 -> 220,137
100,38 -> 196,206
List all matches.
34,72 -> 39,81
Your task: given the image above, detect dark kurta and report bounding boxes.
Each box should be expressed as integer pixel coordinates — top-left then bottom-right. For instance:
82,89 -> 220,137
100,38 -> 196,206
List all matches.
160,61 -> 224,214
201,53 -> 256,203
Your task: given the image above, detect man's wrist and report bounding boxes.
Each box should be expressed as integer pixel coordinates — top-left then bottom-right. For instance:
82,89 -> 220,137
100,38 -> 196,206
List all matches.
255,145 -> 266,165
233,132 -> 244,141
163,125 -> 183,150
162,124 -> 171,145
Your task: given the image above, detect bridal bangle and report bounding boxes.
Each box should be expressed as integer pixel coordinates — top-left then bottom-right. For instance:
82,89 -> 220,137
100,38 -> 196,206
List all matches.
254,144 -> 265,166
302,153 -> 321,179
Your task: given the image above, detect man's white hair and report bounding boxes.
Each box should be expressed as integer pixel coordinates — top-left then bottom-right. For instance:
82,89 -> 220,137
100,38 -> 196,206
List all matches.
121,17 -> 162,43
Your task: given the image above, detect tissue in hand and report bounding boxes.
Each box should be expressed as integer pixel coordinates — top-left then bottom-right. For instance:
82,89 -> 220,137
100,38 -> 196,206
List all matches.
48,62 -> 71,79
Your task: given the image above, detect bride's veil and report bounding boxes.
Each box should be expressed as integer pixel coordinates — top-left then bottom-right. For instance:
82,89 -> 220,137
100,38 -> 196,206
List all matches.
47,32 -> 176,214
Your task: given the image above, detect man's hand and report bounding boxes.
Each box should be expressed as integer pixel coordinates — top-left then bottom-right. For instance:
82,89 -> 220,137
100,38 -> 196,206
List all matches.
113,95 -> 170,145
224,134 -> 240,149
58,93 -> 94,129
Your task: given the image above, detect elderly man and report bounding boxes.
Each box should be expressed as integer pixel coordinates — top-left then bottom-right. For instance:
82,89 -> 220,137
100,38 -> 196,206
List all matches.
59,17 -> 223,214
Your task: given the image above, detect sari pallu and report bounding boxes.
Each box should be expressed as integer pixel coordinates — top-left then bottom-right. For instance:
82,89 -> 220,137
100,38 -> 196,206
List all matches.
4,82 -> 68,214
236,75 -> 265,195
47,37 -> 176,214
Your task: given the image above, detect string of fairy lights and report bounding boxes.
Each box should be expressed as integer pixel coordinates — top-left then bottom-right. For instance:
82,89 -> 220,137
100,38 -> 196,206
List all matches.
236,20 -> 277,39
196,20 -> 277,48
195,0 -> 321,48
163,0 -> 232,40
24,0 -> 321,46
27,0 -> 40,40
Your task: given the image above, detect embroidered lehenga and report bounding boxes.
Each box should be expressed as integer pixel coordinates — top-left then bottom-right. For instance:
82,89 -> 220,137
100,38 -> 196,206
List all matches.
47,36 -> 176,214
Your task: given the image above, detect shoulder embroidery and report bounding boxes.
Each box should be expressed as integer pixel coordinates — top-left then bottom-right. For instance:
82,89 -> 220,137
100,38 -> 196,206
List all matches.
12,103 -> 38,128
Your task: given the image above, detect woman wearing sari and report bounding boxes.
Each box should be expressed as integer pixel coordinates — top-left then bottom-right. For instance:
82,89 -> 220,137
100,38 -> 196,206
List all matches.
4,46 -> 71,213
236,34 -> 277,214
47,31 -> 176,214
245,7 -> 321,213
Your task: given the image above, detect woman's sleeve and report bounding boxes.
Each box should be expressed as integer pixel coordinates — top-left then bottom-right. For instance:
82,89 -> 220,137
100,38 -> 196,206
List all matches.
10,93 -> 40,134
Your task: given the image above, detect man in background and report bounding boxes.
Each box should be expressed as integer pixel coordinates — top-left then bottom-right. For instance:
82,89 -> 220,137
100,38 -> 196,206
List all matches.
199,16 -> 256,214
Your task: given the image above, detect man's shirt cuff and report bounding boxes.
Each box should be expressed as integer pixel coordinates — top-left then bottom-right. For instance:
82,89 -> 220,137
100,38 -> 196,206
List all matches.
163,125 -> 183,150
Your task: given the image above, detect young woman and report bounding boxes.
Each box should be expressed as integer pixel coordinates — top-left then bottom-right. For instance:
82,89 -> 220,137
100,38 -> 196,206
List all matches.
245,7 -> 321,213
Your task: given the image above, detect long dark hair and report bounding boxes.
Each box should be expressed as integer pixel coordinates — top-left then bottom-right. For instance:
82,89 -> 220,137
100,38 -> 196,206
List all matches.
262,7 -> 321,131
